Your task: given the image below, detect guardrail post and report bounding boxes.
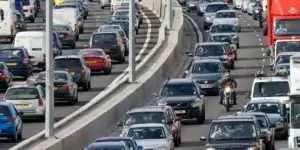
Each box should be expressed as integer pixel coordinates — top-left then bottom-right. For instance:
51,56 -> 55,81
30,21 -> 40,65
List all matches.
45,0 -> 54,137
129,0 -> 136,82
167,0 -> 172,29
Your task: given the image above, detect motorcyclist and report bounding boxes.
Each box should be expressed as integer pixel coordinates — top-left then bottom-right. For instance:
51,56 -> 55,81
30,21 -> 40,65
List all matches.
219,73 -> 237,105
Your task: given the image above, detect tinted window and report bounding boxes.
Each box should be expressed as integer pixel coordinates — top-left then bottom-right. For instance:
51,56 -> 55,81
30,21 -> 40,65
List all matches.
253,81 -> 289,97
38,72 -> 68,81
211,24 -> 237,33
5,88 -> 39,100
195,45 -> 226,56
0,63 -> 5,70
114,11 -> 129,17
205,4 -> 229,13
276,55 -> 291,64
92,34 -> 117,44
16,14 -> 22,21
79,50 -> 104,56
54,58 -> 82,69
192,62 -> 221,74
22,0 -> 30,5
124,112 -> 164,126
276,41 -> 300,55
161,83 -> 197,96
0,105 -> 11,116
0,49 -> 23,58
58,5 -> 76,9
127,127 -> 166,139
216,12 -> 236,18
54,26 -> 71,32
255,116 -> 268,128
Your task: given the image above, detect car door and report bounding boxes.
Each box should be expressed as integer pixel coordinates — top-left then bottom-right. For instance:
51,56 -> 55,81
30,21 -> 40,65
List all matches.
10,104 -> 22,131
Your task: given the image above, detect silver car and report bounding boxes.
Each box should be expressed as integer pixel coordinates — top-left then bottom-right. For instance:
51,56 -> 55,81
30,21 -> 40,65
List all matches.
202,2 -> 230,29
4,84 -> 46,120
186,0 -> 199,12
241,0 -> 250,13
247,0 -> 256,15
100,0 -> 111,9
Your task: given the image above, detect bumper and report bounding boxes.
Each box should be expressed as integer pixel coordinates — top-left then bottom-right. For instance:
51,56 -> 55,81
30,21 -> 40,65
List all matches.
274,123 -> 288,137
19,109 -> 45,118
199,84 -> 218,93
0,79 -> 8,87
0,125 -> 17,137
73,75 -> 87,86
60,38 -> 74,46
88,63 -> 110,71
105,49 -> 123,60
187,5 -> 197,10
173,107 -> 201,119
54,92 -> 73,101
204,21 -> 213,27
32,61 -> 45,67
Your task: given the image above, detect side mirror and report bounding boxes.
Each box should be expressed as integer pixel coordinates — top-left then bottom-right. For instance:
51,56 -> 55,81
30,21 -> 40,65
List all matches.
167,136 -> 173,140
245,92 -> 250,98
18,111 -> 24,116
137,145 -> 143,150
117,122 -> 123,127
29,55 -> 35,59
266,49 -> 271,56
200,136 -> 207,141
185,70 -> 189,75
281,104 -> 287,117
175,116 -> 182,121
270,123 -> 276,128
153,93 -> 158,97
84,45 -> 88,48
167,120 -> 173,125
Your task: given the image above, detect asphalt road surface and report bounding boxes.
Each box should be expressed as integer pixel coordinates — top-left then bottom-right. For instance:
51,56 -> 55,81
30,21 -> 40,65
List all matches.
0,2 -> 161,150
96,7 -> 288,150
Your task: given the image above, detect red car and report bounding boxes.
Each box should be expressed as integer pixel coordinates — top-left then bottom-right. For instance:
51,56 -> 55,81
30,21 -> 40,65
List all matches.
78,49 -> 112,74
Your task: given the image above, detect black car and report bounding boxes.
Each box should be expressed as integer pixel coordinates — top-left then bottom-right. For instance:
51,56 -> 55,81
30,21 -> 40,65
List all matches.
54,24 -> 77,48
155,78 -> 206,124
88,32 -> 126,63
54,55 -> 91,91
200,115 -> 265,150
27,70 -> 79,105
107,20 -> 130,36
236,112 -> 276,150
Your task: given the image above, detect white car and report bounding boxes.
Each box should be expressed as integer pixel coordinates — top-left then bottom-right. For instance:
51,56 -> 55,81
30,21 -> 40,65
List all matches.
123,123 -> 175,150
241,0 -> 250,12
233,0 -> 242,9
213,10 -> 241,32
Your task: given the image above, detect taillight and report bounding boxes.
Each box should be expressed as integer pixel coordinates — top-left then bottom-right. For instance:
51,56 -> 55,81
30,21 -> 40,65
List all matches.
66,33 -> 72,38
81,66 -> 85,73
2,98 -> 6,102
38,99 -> 43,106
62,84 -> 69,89
23,58 -> 29,64
7,117 -> 15,123
0,73 -> 7,79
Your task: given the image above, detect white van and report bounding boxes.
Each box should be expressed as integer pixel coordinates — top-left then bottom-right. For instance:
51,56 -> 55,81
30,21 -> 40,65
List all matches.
111,0 -> 128,12
13,31 -> 46,68
22,0 -> 36,22
0,0 -> 18,42
262,0 -> 267,12
53,8 -> 80,40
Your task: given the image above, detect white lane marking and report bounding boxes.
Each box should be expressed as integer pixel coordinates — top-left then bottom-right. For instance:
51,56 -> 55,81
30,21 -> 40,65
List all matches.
183,13 -> 202,42
110,10 -> 152,85
260,43 -> 263,45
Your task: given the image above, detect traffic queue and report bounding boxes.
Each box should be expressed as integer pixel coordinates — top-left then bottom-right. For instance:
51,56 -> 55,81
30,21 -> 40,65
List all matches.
0,0 -> 144,143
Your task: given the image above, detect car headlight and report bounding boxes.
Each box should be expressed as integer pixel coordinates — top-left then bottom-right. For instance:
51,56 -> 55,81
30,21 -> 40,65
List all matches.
191,100 -> 201,107
206,148 -> 216,150
247,147 -> 258,150
205,17 -> 211,20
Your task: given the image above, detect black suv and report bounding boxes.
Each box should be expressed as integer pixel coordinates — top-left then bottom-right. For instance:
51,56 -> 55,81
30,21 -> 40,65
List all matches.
155,78 -> 205,124
200,115 -> 265,150
54,55 -> 91,91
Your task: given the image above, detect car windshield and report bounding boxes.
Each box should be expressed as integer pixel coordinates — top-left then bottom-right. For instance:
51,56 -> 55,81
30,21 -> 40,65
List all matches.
79,50 -> 104,56
208,35 -> 233,44
211,24 -> 236,33
54,26 -> 71,32
38,72 -> 68,81
0,105 -> 11,116
274,19 -> 300,36
124,112 -> 164,126
245,102 -> 280,114
92,34 -> 117,44
127,127 -> 166,139
215,12 -> 236,18
275,55 -> 292,64
209,122 -> 257,141
161,83 -> 197,97
95,140 -> 134,150
188,0 -> 198,2
275,41 -> 300,55
195,45 -> 226,57
252,81 -> 289,97
276,64 -> 290,71
191,62 -> 221,74
290,101 -> 300,128
0,64 -> 5,70
255,115 -> 268,129
54,58 -> 82,69
5,88 -> 39,100
205,4 -> 229,13
109,22 -> 129,31
114,11 -> 129,17
88,147 -> 125,150
0,49 -> 22,58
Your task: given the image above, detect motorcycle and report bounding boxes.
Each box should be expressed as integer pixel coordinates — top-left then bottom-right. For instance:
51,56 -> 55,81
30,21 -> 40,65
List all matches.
222,84 -> 234,112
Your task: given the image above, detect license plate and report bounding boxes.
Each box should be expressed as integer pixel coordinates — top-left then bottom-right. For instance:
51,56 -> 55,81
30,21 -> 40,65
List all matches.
104,49 -> 110,52
16,104 -> 28,108
59,34 -> 64,38
86,60 -> 95,64
6,62 -> 17,66
69,72 -> 75,76
201,84 -> 213,88
175,110 -> 186,114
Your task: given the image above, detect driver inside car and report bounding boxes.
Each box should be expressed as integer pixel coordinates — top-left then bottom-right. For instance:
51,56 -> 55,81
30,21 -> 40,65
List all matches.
211,126 -> 230,138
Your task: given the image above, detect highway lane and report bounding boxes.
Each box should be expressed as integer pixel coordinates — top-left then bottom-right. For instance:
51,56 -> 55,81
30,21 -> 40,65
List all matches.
0,2 -> 161,150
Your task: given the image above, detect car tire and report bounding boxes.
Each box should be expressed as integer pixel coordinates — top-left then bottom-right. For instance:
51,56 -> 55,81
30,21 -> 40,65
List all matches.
236,43 -> 240,49
17,130 -> 23,140
135,28 -> 139,35
11,131 -> 18,142
75,90 -> 79,102
104,66 -> 112,74
174,137 -> 179,147
76,34 -> 79,41
68,97 -> 75,105
82,81 -> 89,91
79,27 -> 84,34
101,6 -> 105,9
230,62 -> 235,69
71,42 -> 76,49
88,80 -> 91,89
84,16 -> 87,20
30,18 -> 35,23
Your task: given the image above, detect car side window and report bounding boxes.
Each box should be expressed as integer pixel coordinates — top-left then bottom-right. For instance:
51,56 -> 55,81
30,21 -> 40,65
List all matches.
39,86 -> 46,98
9,105 -> 16,117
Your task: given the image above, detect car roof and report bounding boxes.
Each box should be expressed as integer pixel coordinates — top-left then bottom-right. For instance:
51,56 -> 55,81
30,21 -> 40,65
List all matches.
93,31 -> 118,35
237,112 -> 267,116
88,142 -> 126,147
16,31 -> 45,36
192,59 -> 221,64
79,48 -> 104,52
247,99 -> 281,104
209,33 -> 233,36
95,137 -> 134,141
54,55 -> 81,60
0,102 -> 12,107
207,2 -> 227,5
167,78 -> 194,84
129,123 -> 166,128
253,76 -> 289,82
198,42 -> 224,46
213,115 -> 255,122
127,106 -> 167,113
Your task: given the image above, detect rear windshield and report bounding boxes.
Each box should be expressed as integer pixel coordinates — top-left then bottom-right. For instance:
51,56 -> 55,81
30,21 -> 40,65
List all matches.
5,88 -> 40,100
54,58 -> 82,69
54,26 -> 71,32
88,147 -> 125,150
92,34 -> 117,44
22,0 -> 30,5
109,22 -> 129,31
0,49 -> 23,58
58,5 -> 76,9
0,105 -> 11,116
38,72 -> 68,81
80,50 -> 104,56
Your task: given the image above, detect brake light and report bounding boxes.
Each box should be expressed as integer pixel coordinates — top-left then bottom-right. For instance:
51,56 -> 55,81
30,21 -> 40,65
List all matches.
7,117 -> 15,123
38,99 -> 43,106
66,33 -> 72,38
62,84 -> 69,89
81,66 -> 85,73
96,57 -> 105,63
0,73 -> 7,79
2,98 -> 6,102
23,58 -> 29,64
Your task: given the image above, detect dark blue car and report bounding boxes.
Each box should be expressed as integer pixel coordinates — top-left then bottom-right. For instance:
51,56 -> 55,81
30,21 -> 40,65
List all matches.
84,137 -> 143,150
0,47 -> 34,79
0,102 -> 23,142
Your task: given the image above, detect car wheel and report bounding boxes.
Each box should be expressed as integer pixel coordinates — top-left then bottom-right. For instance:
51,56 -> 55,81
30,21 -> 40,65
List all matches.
75,90 -> 79,102
230,62 -> 235,69
234,52 -> 237,61
135,28 -> 139,35
30,18 -> 35,23
88,80 -> 91,89
82,81 -> 89,91
101,6 -> 105,9
79,27 -> 84,34
71,41 -> 76,49
104,67 -> 111,75
11,130 -> 18,142
68,97 -> 75,105
84,16 -> 87,20
174,137 -> 179,147
17,130 -> 23,140
236,43 -> 240,49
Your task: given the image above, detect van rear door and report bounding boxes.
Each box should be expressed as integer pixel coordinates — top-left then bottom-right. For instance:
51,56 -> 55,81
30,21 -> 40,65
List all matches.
0,1 -> 12,36
30,37 -> 44,63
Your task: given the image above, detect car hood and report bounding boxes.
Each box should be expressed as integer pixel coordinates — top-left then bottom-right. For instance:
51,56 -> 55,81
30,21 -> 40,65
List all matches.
135,139 -> 169,149
189,73 -> 222,81
213,18 -> 239,25
205,13 -> 217,18
159,96 -> 197,103
266,114 -> 281,122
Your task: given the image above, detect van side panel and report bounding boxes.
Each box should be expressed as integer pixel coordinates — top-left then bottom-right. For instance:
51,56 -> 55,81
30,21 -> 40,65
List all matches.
0,0 -> 17,37
53,8 -> 78,32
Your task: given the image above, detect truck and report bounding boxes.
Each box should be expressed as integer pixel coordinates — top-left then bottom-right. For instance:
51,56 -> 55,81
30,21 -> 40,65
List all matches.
267,0 -> 300,49
287,53 -> 300,148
